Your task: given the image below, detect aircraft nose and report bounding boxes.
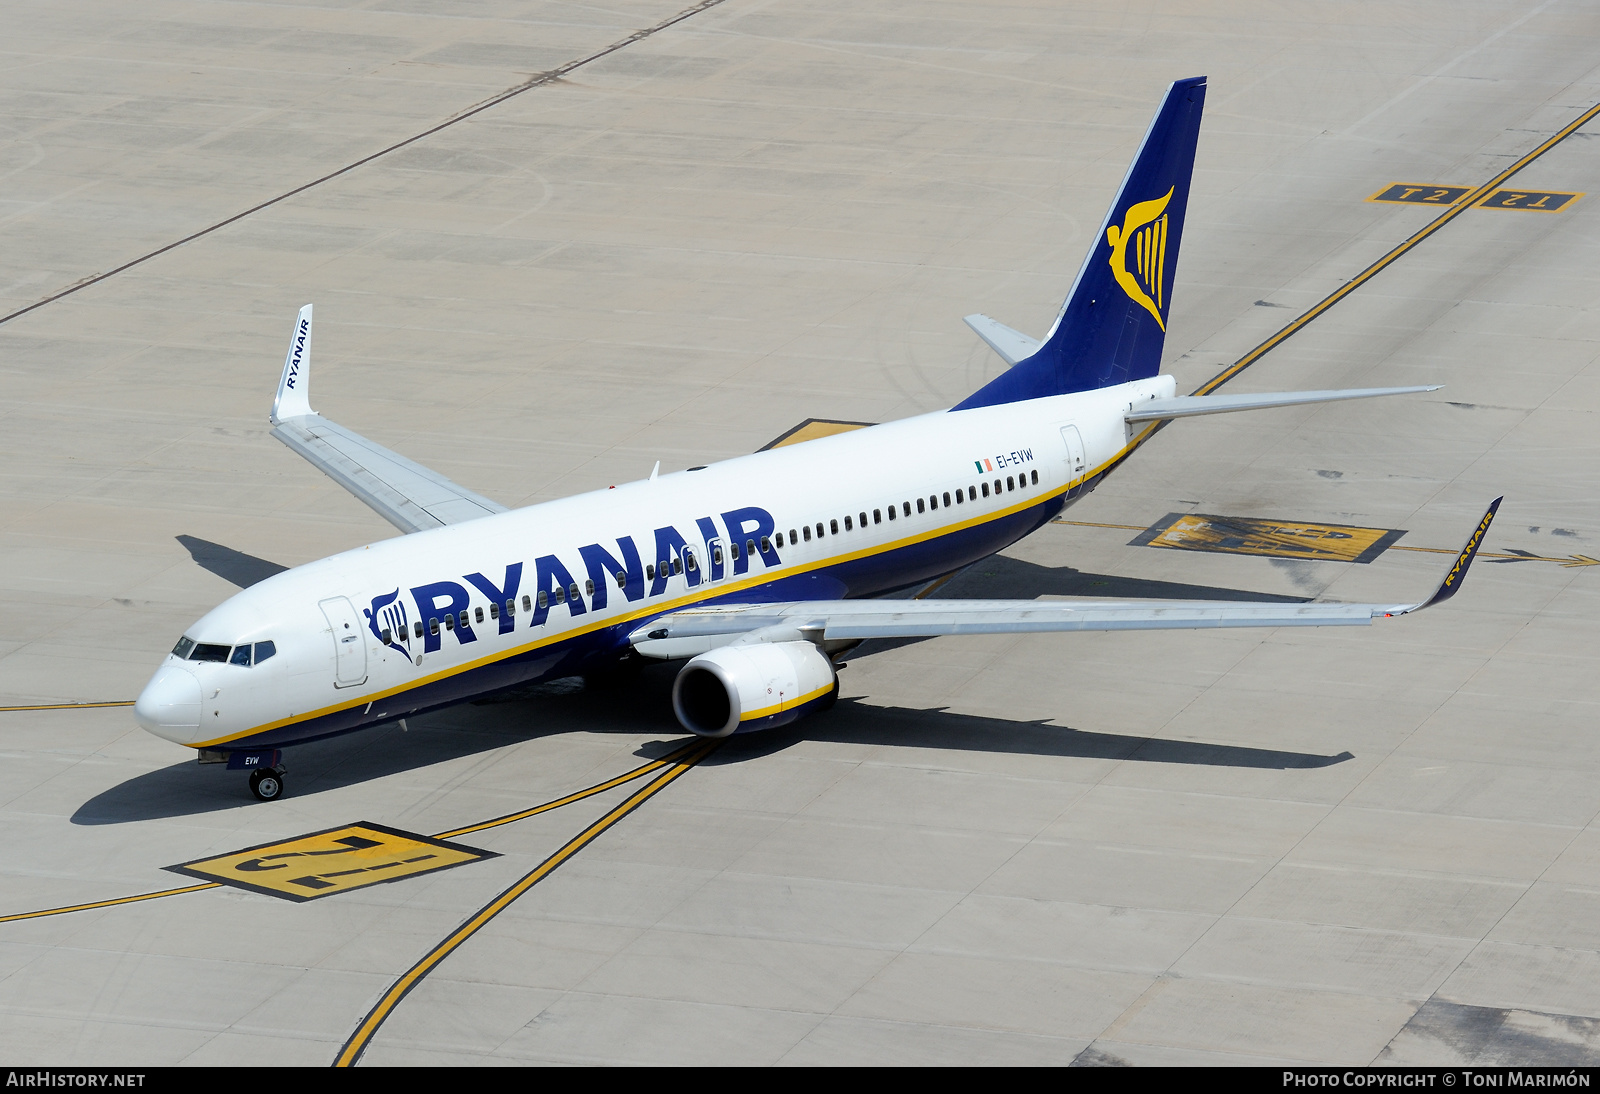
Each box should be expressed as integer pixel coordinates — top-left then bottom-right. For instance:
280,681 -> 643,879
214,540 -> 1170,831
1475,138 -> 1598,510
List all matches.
134,665 -> 203,743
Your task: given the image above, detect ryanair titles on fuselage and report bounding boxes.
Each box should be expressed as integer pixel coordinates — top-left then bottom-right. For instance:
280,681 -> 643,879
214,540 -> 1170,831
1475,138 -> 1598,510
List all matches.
362,506 -> 780,660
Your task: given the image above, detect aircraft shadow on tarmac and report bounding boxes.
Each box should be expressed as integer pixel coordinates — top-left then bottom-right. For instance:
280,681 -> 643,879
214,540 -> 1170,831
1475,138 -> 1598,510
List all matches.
78,549 -> 1336,824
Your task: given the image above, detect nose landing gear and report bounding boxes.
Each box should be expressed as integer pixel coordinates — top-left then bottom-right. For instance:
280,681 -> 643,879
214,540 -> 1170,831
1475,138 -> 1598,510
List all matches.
248,767 -> 287,802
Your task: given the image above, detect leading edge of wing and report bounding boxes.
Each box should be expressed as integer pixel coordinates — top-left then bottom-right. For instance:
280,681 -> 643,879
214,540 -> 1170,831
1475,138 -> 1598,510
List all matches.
629,500 -> 1502,656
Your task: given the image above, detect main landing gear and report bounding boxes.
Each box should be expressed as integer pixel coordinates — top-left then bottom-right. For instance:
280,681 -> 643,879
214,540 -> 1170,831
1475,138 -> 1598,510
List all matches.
248,767 -> 287,802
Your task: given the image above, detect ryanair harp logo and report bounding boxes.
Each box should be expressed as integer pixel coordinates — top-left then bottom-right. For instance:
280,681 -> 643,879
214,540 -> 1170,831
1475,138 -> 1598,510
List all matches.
1106,186 -> 1173,331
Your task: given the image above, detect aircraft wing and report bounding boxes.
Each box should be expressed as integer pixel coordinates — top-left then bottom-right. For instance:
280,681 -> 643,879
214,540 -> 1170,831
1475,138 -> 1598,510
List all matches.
630,499 -> 1501,658
268,306 -> 509,534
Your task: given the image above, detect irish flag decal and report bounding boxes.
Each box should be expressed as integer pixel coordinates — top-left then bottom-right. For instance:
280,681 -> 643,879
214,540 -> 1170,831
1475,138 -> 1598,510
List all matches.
973,458 -> 993,473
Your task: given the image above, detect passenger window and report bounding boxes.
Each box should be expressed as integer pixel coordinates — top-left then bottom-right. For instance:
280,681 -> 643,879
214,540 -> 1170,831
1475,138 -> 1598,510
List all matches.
731,542 -> 741,560
584,580 -> 594,597
775,532 -> 784,547
614,570 -> 627,588
522,594 -> 532,612
830,519 -> 839,535
859,512 -> 867,527
229,645 -> 251,667
414,622 -> 424,638
954,491 -> 963,505
1031,469 -> 1039,485
489,603 -> 499,619
475,606 -> 485,623
802,526 -> 811,541
254,640 -> 276,663
981,482 -> 989,497
685,551 -> 698,572
568,583 -> 580,602
969,486 -> 977,501
713,544 -> 723,564
916,498 -> 925,514
789,529 -> 798,543
873,509 -> 881,524
943,492 -> 951,507
1007,476 -> 1015,491
816,523 -> 824,538
646,563 -> 656,581
844,516 -> 852,531
537,591 -> 548,609
459,611 -> 470,628
430,618 -> 440,635
172,637 -> 195,659
994,479 -> 1001,494
759,537 -> 770,554
887,506 -> 896,521
929,495 -> 937,510
673,557 -> 682,575
444,615 -> 455,631
902,502 -> 911,517
505,600 -> 515,617
190,643 -> 230,662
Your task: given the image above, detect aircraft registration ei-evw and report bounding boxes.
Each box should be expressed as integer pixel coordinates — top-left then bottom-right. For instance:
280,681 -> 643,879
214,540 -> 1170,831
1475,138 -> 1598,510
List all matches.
133,76 -> 1499,801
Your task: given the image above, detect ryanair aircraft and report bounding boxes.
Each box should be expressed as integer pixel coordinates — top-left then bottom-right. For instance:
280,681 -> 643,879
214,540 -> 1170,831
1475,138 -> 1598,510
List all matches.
134,77 -> 1497,800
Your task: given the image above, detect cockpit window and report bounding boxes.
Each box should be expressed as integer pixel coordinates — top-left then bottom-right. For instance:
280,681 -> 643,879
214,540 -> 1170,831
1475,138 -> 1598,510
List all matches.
254,641 -> 276,664
189,643 -> 230,663
229,645 -> 252,667
172,637 -> 195,659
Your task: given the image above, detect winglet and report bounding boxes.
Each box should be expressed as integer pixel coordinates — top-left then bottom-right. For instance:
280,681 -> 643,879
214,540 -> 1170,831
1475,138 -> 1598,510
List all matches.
1389,497 -> 1502,616
271,304 -> 314,425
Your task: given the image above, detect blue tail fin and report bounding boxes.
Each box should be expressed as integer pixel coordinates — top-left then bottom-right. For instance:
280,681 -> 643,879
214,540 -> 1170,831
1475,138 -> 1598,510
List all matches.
954,77 -> 1206,411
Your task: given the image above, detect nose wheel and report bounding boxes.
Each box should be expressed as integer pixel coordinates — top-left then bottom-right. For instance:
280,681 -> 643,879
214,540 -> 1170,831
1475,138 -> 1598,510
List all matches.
248,767 -> 287,801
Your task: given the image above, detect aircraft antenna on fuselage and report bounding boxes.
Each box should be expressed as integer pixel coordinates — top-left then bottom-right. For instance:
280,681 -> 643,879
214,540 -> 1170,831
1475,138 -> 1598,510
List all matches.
271,304 -> 314,425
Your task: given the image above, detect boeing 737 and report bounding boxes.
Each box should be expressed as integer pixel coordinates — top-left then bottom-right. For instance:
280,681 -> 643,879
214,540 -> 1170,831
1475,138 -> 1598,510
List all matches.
132,77 -> 1498,800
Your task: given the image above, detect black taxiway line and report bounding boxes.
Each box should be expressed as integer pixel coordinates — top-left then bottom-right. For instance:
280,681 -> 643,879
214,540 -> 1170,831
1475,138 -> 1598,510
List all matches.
0,0 -> 731,330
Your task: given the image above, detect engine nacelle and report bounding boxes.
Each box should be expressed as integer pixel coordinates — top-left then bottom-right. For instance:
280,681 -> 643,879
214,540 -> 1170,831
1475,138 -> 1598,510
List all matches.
671,641 -> 838,738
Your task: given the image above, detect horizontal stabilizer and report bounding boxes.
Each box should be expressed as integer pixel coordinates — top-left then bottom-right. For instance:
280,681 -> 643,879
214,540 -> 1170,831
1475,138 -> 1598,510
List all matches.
964,314 -> 1041,366
265,306 -> 509,534
1126,385 -> 1440,423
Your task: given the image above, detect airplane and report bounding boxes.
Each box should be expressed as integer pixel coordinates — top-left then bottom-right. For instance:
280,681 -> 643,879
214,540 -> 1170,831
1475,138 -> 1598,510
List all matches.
133,76 -> 1499,800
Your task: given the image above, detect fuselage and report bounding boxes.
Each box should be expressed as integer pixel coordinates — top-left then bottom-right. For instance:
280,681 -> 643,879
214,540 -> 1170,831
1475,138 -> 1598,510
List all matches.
133,377 -> 1174,752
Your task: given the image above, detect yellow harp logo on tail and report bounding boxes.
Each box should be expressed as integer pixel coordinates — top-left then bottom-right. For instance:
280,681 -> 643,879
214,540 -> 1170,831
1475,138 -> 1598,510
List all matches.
1105,186 -> 1173,331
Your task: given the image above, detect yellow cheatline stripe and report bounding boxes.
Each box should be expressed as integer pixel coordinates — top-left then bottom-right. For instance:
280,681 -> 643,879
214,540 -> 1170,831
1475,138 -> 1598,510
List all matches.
0,882 -> 219,923
739,680 -> 835,722
193,476 -> 1085,750
334,738 -> 719,1068
0,744 -> 700,924
0,701 -> 135,712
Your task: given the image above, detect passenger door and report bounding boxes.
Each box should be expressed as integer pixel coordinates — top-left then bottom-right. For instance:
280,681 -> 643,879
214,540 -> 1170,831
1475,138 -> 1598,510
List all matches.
319,596 -> 368,687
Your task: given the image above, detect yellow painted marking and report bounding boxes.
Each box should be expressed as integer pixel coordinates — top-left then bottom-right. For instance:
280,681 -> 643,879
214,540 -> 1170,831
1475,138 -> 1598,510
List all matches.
1476,188 -> 1583,212
334,740 -> 718,1067
1367,182 -> 1473,206
759,418 -> 874,451
167,823 -> 495,902
0,701 -> 135,712
1135,513 -> 1403,564
0,883 -> 218,923
1,747 -> 698,923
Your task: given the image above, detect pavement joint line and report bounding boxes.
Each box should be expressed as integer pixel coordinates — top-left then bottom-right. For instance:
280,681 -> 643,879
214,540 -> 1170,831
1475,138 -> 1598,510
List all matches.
334,738 -> 720,1068
0,741 -> 701,924
0,0 -> 731,330
0,701 -> 135,712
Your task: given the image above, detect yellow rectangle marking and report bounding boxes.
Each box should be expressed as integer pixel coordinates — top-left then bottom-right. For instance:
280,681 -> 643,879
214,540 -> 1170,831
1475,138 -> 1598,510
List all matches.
1367,182 -> 1473,206
759,418 -> 874,450
166,822 -> 497,902
1132,513 -> 1405,564
1476,188 -> 1583,212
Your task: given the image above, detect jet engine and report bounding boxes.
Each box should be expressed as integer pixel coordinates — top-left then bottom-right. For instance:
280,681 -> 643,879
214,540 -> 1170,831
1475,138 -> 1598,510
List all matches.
671,640 -> 838,738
